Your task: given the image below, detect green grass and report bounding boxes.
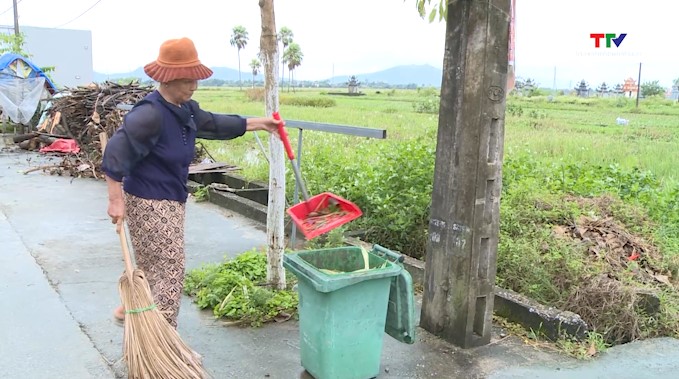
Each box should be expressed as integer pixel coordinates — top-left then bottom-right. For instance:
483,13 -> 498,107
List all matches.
192,86 -> 679,346
194,87 -> 440,181
194,87 -> 679,186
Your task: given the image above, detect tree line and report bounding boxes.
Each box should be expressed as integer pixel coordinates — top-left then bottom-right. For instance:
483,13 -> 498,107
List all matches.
230,25 -> 303,92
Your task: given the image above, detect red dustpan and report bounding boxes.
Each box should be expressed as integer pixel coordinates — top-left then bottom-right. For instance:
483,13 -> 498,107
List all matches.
274,112 -> 362,239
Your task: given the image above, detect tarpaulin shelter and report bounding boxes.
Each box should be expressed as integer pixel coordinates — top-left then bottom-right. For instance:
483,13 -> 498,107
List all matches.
0,53 -> 57,125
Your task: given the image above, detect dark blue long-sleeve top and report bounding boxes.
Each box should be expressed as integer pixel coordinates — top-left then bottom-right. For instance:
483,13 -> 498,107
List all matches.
102,90 -> 247,203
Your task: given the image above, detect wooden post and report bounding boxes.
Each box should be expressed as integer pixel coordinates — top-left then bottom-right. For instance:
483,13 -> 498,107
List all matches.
259,0 -> 286,290
635,62 -> 641,108
99,131 -> 108,152
12,0 -> 19,37
420,0 -> 510,349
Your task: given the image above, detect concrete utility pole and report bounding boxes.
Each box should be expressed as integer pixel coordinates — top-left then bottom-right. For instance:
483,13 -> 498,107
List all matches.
12,0 -> 19,36
420,0 -> 510,349
259,0 -> 286,290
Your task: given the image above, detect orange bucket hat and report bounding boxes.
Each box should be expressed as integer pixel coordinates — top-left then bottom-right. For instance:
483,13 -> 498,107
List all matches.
144,37 -> 213,83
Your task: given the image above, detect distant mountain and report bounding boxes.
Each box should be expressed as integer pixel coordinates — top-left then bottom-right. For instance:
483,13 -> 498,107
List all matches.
94,64 -> 444,86
94,67 -> 149,82
94,66 -> 245,83
328,64 -> 443,87
209,66 -> 245,81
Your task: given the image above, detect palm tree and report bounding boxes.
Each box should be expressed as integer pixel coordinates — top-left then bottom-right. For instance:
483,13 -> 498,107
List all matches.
249,58 -> 261,88
278,27 -> 294,83
283,43 -> 303,92
230,26 -> 249,90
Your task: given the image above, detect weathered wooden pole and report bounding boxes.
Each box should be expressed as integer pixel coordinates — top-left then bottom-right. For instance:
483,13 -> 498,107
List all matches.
420,0 -> 510,348
12,0 -> 19,37
259,0 -> 286,290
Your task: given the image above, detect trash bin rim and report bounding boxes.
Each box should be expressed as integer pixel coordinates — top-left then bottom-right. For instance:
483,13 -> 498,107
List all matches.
283,247 -> 402,293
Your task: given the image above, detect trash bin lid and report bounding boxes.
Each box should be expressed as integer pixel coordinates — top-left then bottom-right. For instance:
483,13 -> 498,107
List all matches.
385,265 -> 416,344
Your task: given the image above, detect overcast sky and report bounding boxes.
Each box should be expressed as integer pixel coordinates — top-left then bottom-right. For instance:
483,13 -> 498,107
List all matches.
1,0 -> 676,88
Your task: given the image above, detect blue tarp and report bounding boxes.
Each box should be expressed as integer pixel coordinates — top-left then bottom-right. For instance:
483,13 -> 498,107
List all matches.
0,53 -> 57,93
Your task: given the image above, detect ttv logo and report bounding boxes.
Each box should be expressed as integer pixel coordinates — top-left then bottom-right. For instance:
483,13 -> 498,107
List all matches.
590,33 -> 627,48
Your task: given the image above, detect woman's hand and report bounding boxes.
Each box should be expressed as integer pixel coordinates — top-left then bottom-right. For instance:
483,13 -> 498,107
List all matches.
245,116 -> 283,134
105,175 -> 125,233
108,197 -> 125,233
108,197 -> 124,224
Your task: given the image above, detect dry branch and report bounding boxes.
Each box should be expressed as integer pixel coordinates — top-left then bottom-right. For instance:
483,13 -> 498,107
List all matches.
19,81 -> 222,179
20,81 -> 153,178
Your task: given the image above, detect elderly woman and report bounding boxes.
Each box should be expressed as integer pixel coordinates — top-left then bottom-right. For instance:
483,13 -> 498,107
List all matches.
102,37 -> 280,328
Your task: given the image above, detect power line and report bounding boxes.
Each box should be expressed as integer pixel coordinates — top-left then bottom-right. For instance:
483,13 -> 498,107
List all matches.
0,0 -> 21,17
54,0 -> 103,28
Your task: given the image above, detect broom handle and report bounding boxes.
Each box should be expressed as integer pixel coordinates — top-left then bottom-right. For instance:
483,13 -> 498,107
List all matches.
118,222 -> 135,282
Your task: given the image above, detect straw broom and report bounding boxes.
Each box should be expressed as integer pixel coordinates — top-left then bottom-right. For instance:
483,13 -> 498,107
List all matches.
117,222 -> 209,379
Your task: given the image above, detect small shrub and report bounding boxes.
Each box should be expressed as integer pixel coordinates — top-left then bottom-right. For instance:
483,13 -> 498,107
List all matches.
418,86 -> 440,97
507,103 -> 524,116
413,97 -> 439,114
280,97 -> 336,108
528,109 -> 546,119
244,88 -> 265,102
305,227 -> 347,250
301,135 -> 436,258
193,186 -> 209,202
615,97 -> 629,108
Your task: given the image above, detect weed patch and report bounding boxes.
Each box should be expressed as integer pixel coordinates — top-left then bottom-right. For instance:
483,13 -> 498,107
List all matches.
184,249 -> 298,327
281,96 -> 336,108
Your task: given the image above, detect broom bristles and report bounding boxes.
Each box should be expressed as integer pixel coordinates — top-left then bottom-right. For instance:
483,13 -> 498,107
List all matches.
119,268 -> 209,379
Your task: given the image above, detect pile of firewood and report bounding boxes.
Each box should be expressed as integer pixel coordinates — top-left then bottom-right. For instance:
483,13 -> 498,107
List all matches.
16,81 -> 154,179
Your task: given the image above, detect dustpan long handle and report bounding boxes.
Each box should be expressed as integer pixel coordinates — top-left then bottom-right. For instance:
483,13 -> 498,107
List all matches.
289,158 -> 311,202
117,222 -> 135,281
274,112 -> 311,202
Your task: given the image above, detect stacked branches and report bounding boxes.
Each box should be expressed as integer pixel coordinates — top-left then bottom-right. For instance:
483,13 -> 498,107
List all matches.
20,81 -> 154,178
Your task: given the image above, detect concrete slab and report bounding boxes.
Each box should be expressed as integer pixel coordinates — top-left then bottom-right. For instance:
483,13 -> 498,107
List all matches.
0,203 -> 113,378
489,337 -> 679,379
2,137 -> 679,379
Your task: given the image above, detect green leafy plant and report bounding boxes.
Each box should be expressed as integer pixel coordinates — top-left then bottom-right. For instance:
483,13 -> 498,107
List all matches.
184,249 -> 298,327
300,134 -> 435,258
0,32 -> 29,57
305,227 -> 347,250
413,97 -> 439,114
193,186 -> 209,202
557,331 -> 610,359
506,103 -> 524,116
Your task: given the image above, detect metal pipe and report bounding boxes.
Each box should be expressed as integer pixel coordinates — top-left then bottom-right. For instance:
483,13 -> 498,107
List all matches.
252,131 -> 270,163
291,128 -> 304,248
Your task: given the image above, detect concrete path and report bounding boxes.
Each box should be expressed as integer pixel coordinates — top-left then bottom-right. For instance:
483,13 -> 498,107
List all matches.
2,135 -> 679,379
489,337 -> 679,379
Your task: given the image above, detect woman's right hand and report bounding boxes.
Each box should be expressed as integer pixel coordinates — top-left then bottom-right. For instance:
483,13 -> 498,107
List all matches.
108,198 -> 125,233
105,175 -> 125,233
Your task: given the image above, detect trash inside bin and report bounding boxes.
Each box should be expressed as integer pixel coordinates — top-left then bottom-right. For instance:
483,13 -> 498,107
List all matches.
284,245 -> 415,379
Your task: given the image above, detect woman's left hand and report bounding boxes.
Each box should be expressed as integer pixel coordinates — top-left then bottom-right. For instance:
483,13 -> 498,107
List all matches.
246,116 -> 283,134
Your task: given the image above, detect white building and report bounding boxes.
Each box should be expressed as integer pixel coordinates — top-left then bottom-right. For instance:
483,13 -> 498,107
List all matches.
0,25 -> 93,88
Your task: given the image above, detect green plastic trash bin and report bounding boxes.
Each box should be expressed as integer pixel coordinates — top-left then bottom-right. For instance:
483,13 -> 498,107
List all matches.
283,244 -> 416,379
